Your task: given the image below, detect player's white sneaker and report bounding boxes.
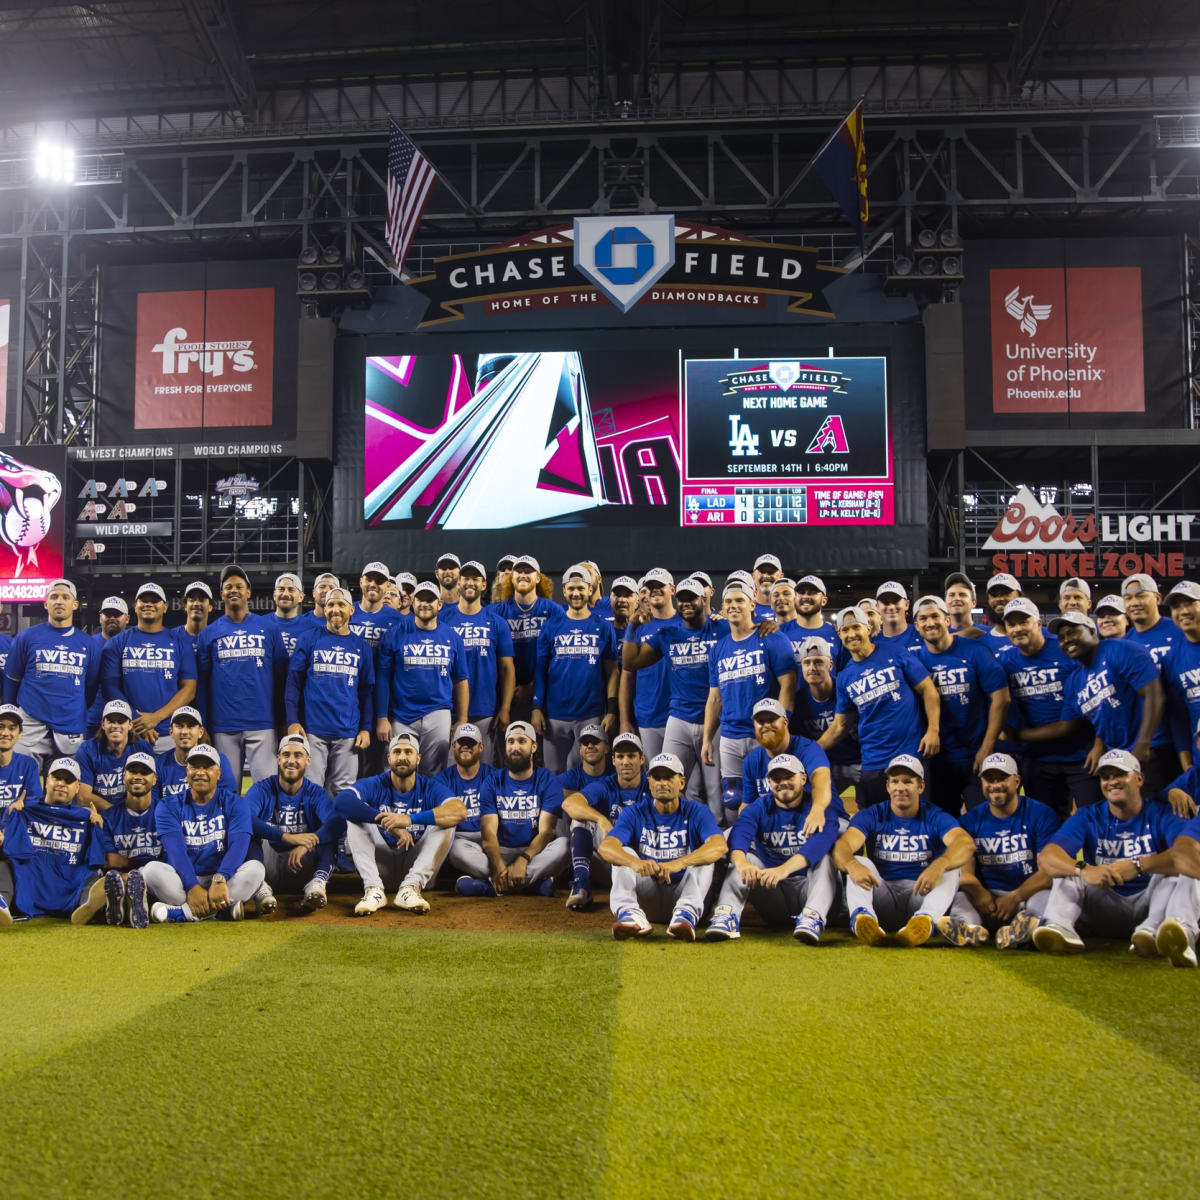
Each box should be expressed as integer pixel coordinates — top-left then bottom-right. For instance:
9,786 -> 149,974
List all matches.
1156,919 -> 1199,968
1033,922 -> 1085,954
612,907 -> 652,940
0,894 -> 13,929
150,902 -> 192,923
704,905 -> 741,941
354,887 -> 387,916
300,880 -> 328,912
254,884 -> 277,916
1129,928 -> 1158,958
393,884 -> 430,914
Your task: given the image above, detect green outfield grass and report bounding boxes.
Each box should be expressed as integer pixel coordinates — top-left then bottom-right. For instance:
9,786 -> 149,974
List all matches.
3,922 -> 1198,1200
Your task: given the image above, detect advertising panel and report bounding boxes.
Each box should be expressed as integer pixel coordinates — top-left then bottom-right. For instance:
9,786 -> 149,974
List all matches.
0,445 -> 67,602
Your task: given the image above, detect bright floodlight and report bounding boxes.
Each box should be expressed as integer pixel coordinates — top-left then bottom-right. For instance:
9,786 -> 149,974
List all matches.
33,141 -> 75,183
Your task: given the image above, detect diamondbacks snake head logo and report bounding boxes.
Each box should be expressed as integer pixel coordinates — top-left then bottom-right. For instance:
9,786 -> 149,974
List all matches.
1004,285 -> 1053,338
0,451 -> 62,576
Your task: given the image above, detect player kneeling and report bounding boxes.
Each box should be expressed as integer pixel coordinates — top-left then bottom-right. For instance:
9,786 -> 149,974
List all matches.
333,729 -> 466,916
0,758 -> 107,927
598,752 -> 727,941
705,753 -> 840,944
95,752 -> 161,928
831,755 -> 975,947
140,744 -> 265,922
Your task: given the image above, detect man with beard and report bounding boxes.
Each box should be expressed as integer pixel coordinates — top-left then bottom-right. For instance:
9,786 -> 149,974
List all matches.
286,586 -> 374,795
435,552 -> 461,606
267,573 -> 307,658
86,596 -> 129,736
456,722 -> 569,897
601,576 -> 638,634
782,574 -> 846,667
751,554 -> 782,621
983,573 -> 1023,655
493,555 -> 564,723
335,729 -> 466,915
441,724 -> 500,884
873,582 -> 921,654
181,582 -> 214,720
350,561 -> 404,651
619,569 -> 675,760
944,572 -> 985,641
439,561 -> 515,763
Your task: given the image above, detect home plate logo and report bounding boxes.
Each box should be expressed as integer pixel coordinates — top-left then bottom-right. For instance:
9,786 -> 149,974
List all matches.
983,485 -> 1088,550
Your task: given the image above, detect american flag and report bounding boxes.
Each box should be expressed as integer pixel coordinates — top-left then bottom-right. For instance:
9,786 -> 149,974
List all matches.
385,121 -> 436,275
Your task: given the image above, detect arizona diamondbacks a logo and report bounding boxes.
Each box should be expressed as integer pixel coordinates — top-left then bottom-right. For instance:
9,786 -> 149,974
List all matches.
1003,286 -> 1053,338
805,415 -> 849,453
573,216 -> 676,313
728,415 -> 760,457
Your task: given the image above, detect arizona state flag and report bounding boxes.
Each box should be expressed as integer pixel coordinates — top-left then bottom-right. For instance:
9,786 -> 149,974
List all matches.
813,102 -> 868,252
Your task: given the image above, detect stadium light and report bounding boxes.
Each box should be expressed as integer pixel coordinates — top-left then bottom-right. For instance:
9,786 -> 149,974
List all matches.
33,140 -> 75,183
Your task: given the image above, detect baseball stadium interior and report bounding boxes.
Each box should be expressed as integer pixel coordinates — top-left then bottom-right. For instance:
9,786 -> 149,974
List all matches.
3,3 -> 1200,1197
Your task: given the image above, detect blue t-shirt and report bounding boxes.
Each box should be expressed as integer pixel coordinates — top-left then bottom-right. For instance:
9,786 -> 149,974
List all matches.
779,619 -> 848,673
347,604 -> 403,650
1001,638 -> 1093,764
0,751 -> 43,818
959,796 -> 1060,895
97,798 -> 163,867
835,646 -> 931,770
245,775 -> 334,847
707,630 -> 797,737
285,627 -> 375,739
1161,765 -> 1200,806
376,621 -> 468,724
558,764 -> 616,795
740,734 -> 845,818
1161,635 -> 1200,751
2,802 -> 105,916
156,747 -> 240,802
874,626 -> 923,655
437,762 -> 499,834
3,622 -> 99,734
336,771 -> 453,847
100,627 -> 198,736
647,617 -> 724,724
75,736 -> 156,804
629,617 -> 672,728
1125,619 -> 1183,749
1061,638 -> 1159,752
728,794 -> 839,873
792,684 -> 859,766
494,597 -> 565,686
1051,798 -> 1186,897
0,632 -> 12,679
608,797 -> 722,884
479,767 -> 564,848
439,607 -> 515,720
580,774 -> 652,821
196,614 -> 288,733
85,631 -> 117,733
155,787 -> 252,886
265,613 -> 310,659
916,638 -> 1009,764
849,800 -> 961,882
533,612 -> 617,721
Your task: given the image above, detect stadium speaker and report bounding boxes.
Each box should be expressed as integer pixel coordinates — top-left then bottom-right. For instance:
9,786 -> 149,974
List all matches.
924,302 -> 965,451
296,317 -> 336,460
337,284 -> 430,334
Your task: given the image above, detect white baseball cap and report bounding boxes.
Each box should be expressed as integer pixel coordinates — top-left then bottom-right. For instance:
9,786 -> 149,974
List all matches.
436,552 -> 462,568
513,555 -> 540,572
722,581 -> 755,600
1047,610 -> 1096,634
396,572 -> 417,589
752,698 -> 788,720
610,576 -> 638,594
647,752 -> 686,776
1121,573 -> 1160,596
186,744 -> 221,765
1002,597 -> 1041,623
388,728 -> 420,751
412,580 -> 440,598
562,563 -> 592,585
48,579 -> 78,598
986,572 -> 1022,593
325,587 -> 354,606
769,577 -> 796,592
361,561 -> 391,579
184,580 -> 213,600
612,731 -> 645,753
505,720 -> 538,743
876,581 -> 907,600
278,733 -> 311,754
1093,594 -> 1125,615
691,571 -> 714,589
836,605 -> 870,629
101,595 -> 129,613
766,753 -> 805,776
1097,748 -> 1141,774
754,553 -> 782,571
799,636 -> 832,660
170,706 -> 203,725
313,571 -> 340,586
885,754 -> 925,779
125,752 -> 158,775
274,572 -> 303,591
639,567 -> 674,588
102,699 -> 133,721
0,704 -> 23,726
578,723 -> 609,743
460,560 -> 487,577
913,594 -> 949,614
1059,577 -> 1092,599
135,583 -> 166,603
943,572 -> 975,596
796,574 -> 826,593
1166,581 -> 1200,605
674,577 -> 704,598
48,756 -> 82,779
452,723 -> 483,745
727,570 -> 754,585
979,753 -> 1019,777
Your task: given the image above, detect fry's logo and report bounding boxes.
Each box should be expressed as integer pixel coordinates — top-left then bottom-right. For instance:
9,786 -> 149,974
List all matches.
151,327 -> 256,375
1003,286 -> 1053,338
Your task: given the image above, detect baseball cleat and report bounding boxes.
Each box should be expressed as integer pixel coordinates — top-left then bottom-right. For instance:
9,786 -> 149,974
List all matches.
150,903 -> 190,923
612,908 -> 653,940
125,870 -> 149,930
704,905 -> 741,941
103,870 -> 126,926
1128,928 -> 1158,958
393,884 -> 430,914
216,901 -> 245,922
0,894 -> 12,929
995,910 -> 1040,950
667,909 -> 698,941
792,908 -> 825,945
454,875 -> 496,897
1156,919 -> 1199,968
533,877 -> 554,897
71,876 -> 109,926
894,914 -> 933,948
1033,922 -> 1085,955
565,881 -> 593,911
299,880 -> 328,912
850,907 -> 886,947
253,884 -> 278,916
935,916 -> 989,947
353,886 -> 387,916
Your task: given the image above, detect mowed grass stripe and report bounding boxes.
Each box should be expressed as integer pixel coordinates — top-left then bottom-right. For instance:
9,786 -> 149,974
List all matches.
2,927 -> 620,1200
0,922 -> 304,1082
601,933 -> 1200,1197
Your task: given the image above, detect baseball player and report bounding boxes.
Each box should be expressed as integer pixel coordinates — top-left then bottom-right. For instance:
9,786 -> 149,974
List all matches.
701,581 -> 796,810
913,594 -> 1011,814
95,753 -> 160,928
1032,749 -> 1194,958
856,598 -> 883,638
4,578 -> 100,772
266,572 -> 308,657
456,721 -> 569,897
0,628 -> 12,683
86,596 -> 129,736
439,561 -> 516,762
305,571 -> 341,631
944,572 -> 985,640
598,751 -> 727,940
1058,577 -> 1092,617
349,561 -> 404,648
751,554 -> 782,620
285,585 -> 374,795
245,734 -> 338,914
196,564 -> 289,783
819,606 -> 940,810
556,724 -> 615,795
533,565 -> 619,771
0,705 -> 43,821
493,555 -> 564,721
1164,814 -> 1200,965
983,573 -> 1024,654
181,581 -> 213,719
440,724 -> 499,883
375,580 -> 469,774
435,552 -> 461,606
1161,581 -> 1200,762
873,581 -> 922,653
561,730 -> 651,911
334,729 -> 466,915
1094,594 -> 1128,639
74,699 -> 154,812
381,579 -> 402,612
705,752 -> 840,943
618,569 -> 675,760
99,582 -> 197,753
155,707 -> 239,801
832,755 -> 974,947
395,572 -> 417,615
791,637 -> 861,797
941,753 -> 1060,949
0,757 -> 106,926
600,575 -> 638,634
139,743 -> 264,923
776,574 -> 847,670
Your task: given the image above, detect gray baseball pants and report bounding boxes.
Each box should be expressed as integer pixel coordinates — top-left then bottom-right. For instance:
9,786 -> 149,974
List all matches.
844,857 -> 961,928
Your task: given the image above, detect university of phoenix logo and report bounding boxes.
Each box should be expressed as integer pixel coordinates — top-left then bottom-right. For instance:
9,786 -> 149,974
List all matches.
573,215 -> 675,313
1003,286 -> 1053,338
